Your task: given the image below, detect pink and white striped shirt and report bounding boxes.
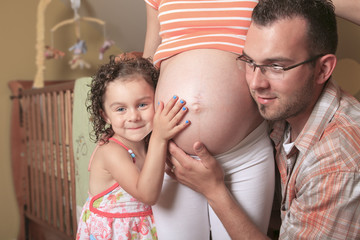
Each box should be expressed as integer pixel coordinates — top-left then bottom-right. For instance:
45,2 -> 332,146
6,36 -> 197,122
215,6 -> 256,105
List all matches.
144,0 -> 258,66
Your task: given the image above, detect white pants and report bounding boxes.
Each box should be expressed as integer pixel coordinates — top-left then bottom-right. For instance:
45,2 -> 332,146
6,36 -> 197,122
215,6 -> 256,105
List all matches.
153,121 -> 275,239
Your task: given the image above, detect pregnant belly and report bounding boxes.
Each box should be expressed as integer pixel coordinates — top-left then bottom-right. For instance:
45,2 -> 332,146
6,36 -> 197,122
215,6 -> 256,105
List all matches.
156,50 -> 262,155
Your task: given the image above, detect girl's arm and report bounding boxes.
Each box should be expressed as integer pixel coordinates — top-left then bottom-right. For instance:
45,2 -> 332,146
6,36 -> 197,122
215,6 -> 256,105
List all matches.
136,96 -> 190,204
143,4 -> 161,59
333,0 -> 360,25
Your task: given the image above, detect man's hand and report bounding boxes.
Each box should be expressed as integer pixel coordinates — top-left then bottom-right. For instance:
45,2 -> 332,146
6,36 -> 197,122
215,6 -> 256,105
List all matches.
166,141 -> 224,198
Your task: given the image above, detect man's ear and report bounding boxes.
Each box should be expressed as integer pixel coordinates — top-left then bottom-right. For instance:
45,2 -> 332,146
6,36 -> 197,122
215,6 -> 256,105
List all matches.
316,54 -> 337,84
100,109 -> 111,124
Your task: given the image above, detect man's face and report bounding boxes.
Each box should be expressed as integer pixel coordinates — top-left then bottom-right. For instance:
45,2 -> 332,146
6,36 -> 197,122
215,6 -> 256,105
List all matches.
243,17 -> 319,123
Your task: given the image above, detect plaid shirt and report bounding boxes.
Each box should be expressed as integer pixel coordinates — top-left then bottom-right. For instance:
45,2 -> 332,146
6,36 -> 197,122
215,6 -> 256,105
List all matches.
270,79 -> 360,239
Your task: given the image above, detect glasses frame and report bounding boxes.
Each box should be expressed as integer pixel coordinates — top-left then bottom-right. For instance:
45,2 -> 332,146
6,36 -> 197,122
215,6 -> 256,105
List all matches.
236,54 -> 325,74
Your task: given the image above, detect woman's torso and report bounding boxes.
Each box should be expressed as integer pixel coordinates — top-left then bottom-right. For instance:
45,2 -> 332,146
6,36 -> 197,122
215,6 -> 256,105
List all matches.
156,49 -> 263,155
152,0 -> 262,155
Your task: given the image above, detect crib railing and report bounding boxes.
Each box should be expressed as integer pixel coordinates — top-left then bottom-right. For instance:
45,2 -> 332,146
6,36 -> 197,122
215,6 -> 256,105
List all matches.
11,80 -> 77,239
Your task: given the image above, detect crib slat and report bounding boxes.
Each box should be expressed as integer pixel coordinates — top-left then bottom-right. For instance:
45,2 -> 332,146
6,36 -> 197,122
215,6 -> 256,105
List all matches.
32,94 -> 42,219
59,91 -> 71,236
30,96 -> 38,216
34,94 -> 41,218
47,92 -> 58,228
53,91 -> 65,233
66,89 -> 77,235
22,95 -> 31,235
64,90 -> 72,235
43,92 -> 51,224
38,93 -> 46,220
24,95 -> 33,214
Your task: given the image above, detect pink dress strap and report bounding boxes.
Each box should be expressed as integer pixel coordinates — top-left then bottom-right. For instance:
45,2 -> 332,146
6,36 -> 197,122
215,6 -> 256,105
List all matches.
88,138 -> 136,171
109,137 -> 136,163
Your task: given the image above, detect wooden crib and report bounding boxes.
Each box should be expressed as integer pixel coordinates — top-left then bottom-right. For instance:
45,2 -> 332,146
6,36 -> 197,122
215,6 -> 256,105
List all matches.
9,80 -> 77,240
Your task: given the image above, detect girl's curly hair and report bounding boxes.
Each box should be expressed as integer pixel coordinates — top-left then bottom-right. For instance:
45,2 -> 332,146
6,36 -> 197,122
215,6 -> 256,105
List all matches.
87,55 -> 159,144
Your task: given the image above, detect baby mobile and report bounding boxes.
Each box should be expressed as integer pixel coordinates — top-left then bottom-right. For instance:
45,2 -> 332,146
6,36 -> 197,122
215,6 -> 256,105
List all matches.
49,0 -> 115,68
45,0 -> 114,66
34,0 -> 115,88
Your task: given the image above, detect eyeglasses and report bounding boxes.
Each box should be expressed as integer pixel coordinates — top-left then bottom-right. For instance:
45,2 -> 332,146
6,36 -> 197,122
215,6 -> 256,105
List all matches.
236,54 -> 325,80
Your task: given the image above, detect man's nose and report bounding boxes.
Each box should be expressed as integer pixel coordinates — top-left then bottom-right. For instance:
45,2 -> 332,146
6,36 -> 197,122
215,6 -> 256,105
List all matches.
247,67 -> 269,90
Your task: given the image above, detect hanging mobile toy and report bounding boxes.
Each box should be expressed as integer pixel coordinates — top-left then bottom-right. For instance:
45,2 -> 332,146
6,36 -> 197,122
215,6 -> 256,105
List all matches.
99,39 -> 115,60
68,54 -> 91,70
44,45 -> 65,59
69,39 -> 88,55
68,39 -> 90,69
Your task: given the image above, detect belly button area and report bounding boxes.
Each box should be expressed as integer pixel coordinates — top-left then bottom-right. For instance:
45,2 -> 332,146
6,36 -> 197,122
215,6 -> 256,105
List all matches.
191,102 -> 202,113
188,94 -> 204,113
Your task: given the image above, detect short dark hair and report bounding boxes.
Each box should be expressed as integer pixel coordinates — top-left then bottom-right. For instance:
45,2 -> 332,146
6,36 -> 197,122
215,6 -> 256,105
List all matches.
87,55 -> 159,143
252,0 -> 338,54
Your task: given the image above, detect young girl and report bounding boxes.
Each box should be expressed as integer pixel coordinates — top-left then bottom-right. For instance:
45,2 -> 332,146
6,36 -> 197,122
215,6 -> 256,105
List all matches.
76,56 -> 190,240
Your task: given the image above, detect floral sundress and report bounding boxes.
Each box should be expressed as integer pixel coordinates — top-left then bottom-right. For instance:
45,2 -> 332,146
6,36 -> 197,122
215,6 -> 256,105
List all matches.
76,138 -> 158,240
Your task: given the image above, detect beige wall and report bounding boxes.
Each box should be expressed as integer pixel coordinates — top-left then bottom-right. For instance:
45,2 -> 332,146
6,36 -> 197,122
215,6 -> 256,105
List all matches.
1,2 -> 37,239
334,18 -> 360,97
1,1 -> 359,239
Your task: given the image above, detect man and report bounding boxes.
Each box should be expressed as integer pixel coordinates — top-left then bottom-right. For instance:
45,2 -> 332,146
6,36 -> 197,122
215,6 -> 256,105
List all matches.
168,0 -> 360,239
